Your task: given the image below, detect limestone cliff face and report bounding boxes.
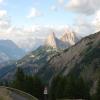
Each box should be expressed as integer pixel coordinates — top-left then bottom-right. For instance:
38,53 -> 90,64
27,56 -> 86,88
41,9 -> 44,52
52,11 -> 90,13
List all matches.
45,31 -> 79,49
45,32 -> 58,48
61,30 -> 77,45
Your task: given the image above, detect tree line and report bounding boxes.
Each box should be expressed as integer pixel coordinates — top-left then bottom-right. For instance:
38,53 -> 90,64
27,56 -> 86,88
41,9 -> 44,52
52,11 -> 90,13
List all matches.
10,68 -> 44,100
0,68 -> 100,100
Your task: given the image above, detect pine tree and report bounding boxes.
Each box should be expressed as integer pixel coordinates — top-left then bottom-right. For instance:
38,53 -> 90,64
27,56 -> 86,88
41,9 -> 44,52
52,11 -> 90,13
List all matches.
64,76 -> 90,99
56,76 -> 67,99
75,77 -> 90,99
49,75 -> 62,100
11,68 -> 44,99
95,78 -> 100,100
49,75 -> 90,100
12,67 -> 25,90
31,76 -> 44,99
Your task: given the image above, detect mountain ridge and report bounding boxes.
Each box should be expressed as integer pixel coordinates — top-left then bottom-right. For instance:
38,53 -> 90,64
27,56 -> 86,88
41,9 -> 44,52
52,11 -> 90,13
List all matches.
38,31 -> 100,90
45,30 -> 79,49
0,40 -> 25,67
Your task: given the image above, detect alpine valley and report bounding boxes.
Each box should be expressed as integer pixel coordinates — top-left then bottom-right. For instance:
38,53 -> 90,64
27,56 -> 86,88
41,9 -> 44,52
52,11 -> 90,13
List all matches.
0,30 -> 79,79
0,30 -> 100,98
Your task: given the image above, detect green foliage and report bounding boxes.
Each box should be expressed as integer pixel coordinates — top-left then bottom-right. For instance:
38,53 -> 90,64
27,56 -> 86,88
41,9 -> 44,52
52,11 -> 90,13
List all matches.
74,77 -> 90,99
56,77 -> 67,98
49,75 -> 90,100
93,78 -> 100,100
11,67 -> 44,99
12,67 -> 25,90
49,75 -> 62,100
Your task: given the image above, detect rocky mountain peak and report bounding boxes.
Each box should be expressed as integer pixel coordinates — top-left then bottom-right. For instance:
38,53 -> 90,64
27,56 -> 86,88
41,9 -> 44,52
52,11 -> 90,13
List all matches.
45,29 -> 79,49
47,32 -> 56,40
45,32 -> 58,48
61,29 -> 76,45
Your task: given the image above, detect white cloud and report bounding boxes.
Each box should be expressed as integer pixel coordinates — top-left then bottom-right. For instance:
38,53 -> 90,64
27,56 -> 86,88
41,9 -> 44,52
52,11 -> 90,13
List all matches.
92,10 -> 100,31
0,10 -> 7,18
29,25 -> 70,38
73,15 -> 96,36
0,0 -> 4,4
0,26 -> 41,51
66,0 -> 100,15
54,0 -> 100,35
27,7 -> 42,18
0,10 -> 11,32
0,19 -> 10,29
51,5 -> 58,11
58,0 -> 64,5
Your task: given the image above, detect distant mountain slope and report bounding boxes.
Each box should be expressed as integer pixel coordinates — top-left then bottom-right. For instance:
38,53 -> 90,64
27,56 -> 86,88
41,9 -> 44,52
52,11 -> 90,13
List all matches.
0,40 -> 26,67
0,52 -> 9,64
16,46 -> 61,75
0,46 -> 62,80
0,40 -> 25,59
0,86 -> 38,100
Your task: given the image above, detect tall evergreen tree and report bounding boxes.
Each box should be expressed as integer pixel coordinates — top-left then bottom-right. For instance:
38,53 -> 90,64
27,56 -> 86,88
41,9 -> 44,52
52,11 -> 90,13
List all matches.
64,76 -> 90,99
49,75 -> 90,100
49,75 -> 62,100
12,67 -> 25,90
11,67 -> 44,99
75,77 -> 90,99
56,76 -> 67,99
95,78 -> 100,100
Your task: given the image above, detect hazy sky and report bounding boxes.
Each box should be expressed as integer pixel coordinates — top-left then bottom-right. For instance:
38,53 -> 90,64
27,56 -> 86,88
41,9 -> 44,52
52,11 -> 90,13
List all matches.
0,0 -> 100,40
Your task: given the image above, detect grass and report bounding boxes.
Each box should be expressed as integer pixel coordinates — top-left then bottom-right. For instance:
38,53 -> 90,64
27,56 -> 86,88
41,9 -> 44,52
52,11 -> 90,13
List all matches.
0,87 -> 13,100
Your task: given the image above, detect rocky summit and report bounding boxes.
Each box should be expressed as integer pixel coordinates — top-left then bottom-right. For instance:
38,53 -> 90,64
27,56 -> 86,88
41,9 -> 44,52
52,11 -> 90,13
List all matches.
45,29 -> 79,49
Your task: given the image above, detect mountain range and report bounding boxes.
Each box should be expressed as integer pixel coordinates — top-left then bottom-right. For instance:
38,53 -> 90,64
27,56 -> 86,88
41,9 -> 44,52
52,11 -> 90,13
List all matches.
0,40 -> 25,68
0,30 -> 79,79
0,29 -> 79,65
0,31 -> 100,95
0,32 -> 100,93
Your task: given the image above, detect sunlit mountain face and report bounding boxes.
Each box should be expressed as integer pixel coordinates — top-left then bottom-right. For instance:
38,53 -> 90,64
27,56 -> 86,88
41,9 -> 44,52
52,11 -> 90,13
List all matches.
0,0 -> 100,100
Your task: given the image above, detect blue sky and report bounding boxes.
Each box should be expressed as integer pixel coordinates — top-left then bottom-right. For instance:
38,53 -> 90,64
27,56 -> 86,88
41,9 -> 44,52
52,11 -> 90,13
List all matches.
3,0 -> 75,27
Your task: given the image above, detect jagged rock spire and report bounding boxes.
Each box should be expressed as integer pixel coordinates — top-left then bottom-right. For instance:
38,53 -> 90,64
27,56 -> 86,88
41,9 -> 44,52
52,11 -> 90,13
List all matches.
45,32 -> 58,48
45,30 -> 79,49
61,29 -> 76,45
